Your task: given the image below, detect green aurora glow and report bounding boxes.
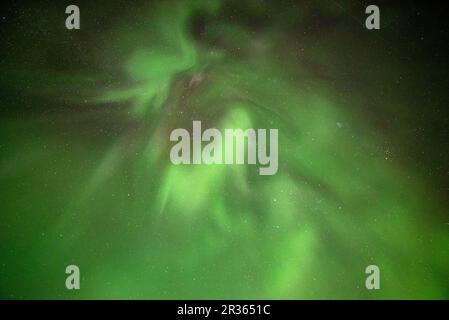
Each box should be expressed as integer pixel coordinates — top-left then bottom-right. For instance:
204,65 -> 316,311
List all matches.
0,0 -> 448,299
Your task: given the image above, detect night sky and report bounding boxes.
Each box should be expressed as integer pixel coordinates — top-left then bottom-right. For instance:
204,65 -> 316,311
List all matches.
0,0 -> 448,299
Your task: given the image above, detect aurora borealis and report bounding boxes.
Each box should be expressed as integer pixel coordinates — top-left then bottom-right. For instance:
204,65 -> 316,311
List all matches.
0,0 -> 448,299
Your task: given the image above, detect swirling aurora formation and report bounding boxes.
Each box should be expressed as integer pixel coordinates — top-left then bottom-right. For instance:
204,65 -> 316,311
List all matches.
0,1 -> 448,299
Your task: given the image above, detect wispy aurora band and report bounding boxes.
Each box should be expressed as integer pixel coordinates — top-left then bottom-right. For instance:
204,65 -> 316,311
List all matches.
0,0 -> 448,299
